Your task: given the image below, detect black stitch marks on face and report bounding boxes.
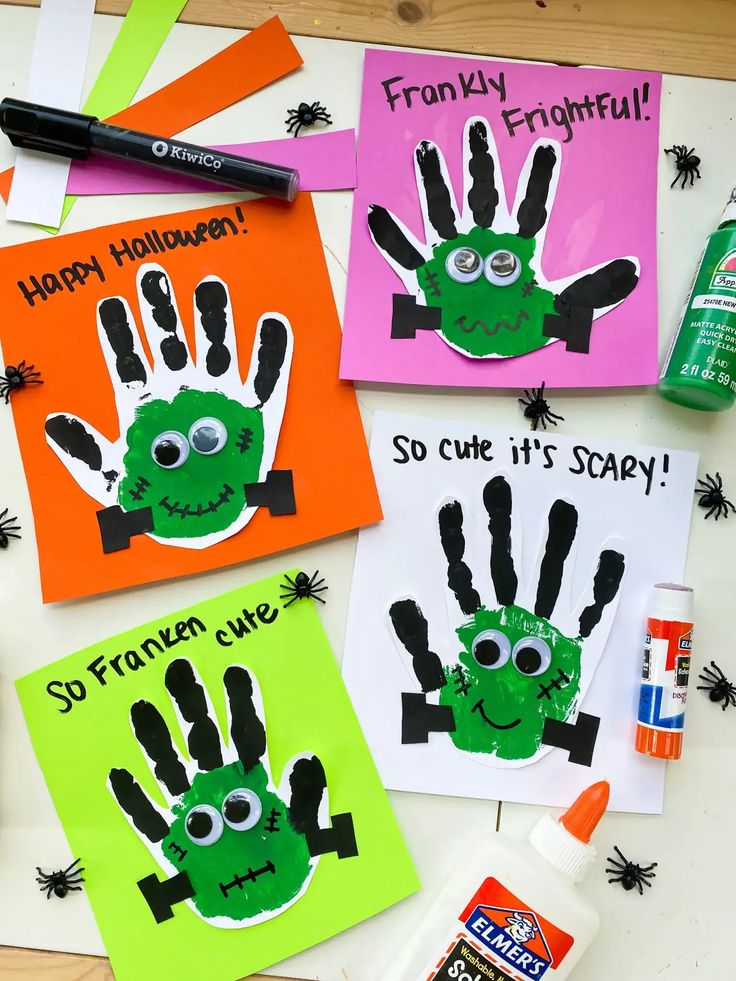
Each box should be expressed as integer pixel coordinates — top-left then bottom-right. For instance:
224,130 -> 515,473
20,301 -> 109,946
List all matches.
159,483 -> 235,518
195,280 -> 231,377
220,861 -> 276,897
521,278 -> 537,297
264,808 -> 282,833
537,667 -> 572,700
236,428 -> 254,453
129,476 -> 151,502
423,268 -> 442,297
168,841 -> 188,862
450,664 -> 471,697
140,270 -> 188,371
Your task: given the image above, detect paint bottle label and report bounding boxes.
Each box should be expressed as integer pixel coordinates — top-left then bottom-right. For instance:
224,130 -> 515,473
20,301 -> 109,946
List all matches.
414,877 -> 573,980
635,617 -> 693,759
659,224 -> 736,410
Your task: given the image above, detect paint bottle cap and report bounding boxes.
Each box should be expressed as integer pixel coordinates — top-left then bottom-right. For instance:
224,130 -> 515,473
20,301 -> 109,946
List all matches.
529,781 -> 609,882
651,582 -> 694,621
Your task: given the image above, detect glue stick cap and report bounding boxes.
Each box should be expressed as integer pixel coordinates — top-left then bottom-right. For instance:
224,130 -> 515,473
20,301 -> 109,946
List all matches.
529,781 -> 609,883
650,582 -> 694,621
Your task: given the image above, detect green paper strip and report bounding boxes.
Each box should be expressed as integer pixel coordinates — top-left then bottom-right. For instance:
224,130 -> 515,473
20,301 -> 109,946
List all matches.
54,0 -> 188,230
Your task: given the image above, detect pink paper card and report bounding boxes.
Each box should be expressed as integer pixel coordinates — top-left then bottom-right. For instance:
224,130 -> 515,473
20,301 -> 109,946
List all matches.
340,49 -> 662,388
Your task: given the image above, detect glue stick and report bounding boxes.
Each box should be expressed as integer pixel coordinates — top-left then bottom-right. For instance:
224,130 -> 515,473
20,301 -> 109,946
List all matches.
635,583 -> 694,760
385,781 -> 610,980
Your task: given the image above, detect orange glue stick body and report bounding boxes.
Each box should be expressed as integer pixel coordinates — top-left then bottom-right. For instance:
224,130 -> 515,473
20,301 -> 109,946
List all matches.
635,583 -> 694,760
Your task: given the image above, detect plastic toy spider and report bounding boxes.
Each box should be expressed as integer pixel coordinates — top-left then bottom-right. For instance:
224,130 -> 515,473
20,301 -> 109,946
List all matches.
606,846 -> 657,895
36,857 -> 85,899
285,101 -> 332,138
280,570 -> 328,606
0,360 -> 42,403
664,145 -> 701,189
519,382 -> 564,432
695,472 -> 735,520
0,508 -> 21,549
697,660 -> 736,710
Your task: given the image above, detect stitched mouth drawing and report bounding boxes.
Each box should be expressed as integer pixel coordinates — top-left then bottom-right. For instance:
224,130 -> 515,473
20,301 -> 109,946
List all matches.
472,699 -> 521,730
219,861 -> 276,897
159,483 -> 236,519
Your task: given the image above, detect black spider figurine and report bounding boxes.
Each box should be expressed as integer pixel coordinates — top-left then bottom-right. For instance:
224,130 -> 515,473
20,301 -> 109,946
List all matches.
697,660 -> 736,710
519,382 -> 564,431
606,846 -> 657,895
695,472 -> 735,520
280,570 -> 328,606
285,101 -> 332,138
36,857 -> 85,899
0,508 -> 21,549
0,360 -> 43,404
665,145 -> 701,189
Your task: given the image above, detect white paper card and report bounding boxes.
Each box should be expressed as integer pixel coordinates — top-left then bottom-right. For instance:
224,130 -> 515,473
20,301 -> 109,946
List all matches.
6,0 -> 95,227
343,411 -> 699,814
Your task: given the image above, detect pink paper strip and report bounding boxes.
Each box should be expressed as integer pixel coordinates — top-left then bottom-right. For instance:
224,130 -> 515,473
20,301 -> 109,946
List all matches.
67,129 -> 356,194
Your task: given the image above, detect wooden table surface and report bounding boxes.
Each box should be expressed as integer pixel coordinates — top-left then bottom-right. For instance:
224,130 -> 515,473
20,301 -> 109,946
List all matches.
2,1 -> 735,979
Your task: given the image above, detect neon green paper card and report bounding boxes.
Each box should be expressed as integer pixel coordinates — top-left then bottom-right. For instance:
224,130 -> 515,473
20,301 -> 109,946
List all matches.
17,571 -> 418,980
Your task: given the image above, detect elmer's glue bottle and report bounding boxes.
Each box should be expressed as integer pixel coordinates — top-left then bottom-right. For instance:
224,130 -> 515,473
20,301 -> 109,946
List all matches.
386,781 -> 609,980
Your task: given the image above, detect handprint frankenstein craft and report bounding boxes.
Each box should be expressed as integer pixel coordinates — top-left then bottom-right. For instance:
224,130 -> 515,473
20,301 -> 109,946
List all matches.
389,476 -> 625,767
44,264 -> 294,554
368,117 -> 640,358
109,657 -> 357,927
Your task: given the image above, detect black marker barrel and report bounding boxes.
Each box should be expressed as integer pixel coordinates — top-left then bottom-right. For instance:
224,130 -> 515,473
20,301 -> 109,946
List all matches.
89,124 -> 299,201
0,98 -> 299,202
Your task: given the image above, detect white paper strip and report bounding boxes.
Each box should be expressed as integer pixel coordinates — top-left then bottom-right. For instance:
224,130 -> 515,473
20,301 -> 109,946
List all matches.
5,0 -> 95,227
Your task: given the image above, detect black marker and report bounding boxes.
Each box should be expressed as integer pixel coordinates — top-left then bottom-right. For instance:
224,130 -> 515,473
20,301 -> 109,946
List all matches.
0,98 -> 299,202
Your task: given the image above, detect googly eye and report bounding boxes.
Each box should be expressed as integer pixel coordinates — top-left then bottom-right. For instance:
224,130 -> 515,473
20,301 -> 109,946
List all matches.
471,630 -> 511,669
512,637 -> 552,676
185,804 -> 224,846
446,247 -> 483,284
221,788 -> 262,831
151,431 -> 189,469
188,417 -> 228,455
484,250 -> 522,287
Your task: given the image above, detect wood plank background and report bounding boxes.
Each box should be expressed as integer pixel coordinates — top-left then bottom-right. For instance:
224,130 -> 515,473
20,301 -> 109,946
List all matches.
8,0 -> 736,80
2,0 -> 735,978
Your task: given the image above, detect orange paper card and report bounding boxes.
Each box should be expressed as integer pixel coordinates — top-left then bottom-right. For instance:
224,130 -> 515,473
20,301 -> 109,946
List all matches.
0,196 -> 381,602
0,17 -> 303,203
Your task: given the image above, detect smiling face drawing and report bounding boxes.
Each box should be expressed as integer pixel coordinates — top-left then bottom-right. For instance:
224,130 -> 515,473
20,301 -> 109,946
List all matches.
389,476 -> 626,766
119,390 -> 265,540
439,605 -> 582,760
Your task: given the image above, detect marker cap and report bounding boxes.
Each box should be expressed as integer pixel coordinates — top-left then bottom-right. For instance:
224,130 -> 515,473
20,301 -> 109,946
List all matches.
722,188 -> 736,225
529,780 -> 609,882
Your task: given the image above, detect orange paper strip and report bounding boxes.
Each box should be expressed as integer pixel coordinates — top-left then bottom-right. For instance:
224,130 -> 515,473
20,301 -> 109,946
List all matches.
0,17 -> 302,204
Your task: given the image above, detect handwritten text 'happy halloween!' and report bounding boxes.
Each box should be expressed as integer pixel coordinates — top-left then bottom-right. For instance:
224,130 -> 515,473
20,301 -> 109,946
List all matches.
14,206 -> 247,309
379,71 -> 653,145
392,433 -> 670,497
44,595 -> 279,716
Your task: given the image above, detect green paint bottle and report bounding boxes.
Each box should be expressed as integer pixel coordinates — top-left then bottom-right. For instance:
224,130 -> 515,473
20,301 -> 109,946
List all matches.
659,187 -> 736,411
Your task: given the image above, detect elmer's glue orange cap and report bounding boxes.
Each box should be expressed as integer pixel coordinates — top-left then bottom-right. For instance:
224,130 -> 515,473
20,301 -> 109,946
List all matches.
559,780 -> 610,844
